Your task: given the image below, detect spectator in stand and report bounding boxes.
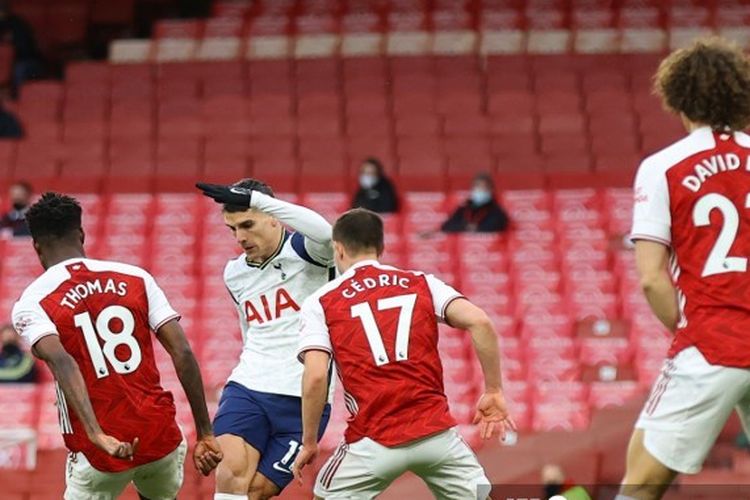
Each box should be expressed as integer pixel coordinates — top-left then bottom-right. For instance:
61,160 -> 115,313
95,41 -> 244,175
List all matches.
351,157 -> 399,214
0,98 -> 22,138
0,323 -> 36,383
541,464 -> 591,500
1,181 -> 32,236
441,173 -> 509,233
0,0 -> 44,92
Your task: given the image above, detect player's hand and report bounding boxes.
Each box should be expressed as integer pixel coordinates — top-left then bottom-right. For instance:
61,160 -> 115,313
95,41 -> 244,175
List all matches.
193,434 -> 223,476
473,390 -> 517,441
196,182 -> 253,207
92,434 -> 139,460
292,442 -> 319,485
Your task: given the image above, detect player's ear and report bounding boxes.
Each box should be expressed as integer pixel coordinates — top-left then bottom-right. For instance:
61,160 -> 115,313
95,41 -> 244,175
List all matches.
79,227 -> 85,245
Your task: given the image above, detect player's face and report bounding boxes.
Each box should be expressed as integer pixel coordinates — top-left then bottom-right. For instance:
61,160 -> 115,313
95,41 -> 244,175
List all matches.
223,209 -> 281,262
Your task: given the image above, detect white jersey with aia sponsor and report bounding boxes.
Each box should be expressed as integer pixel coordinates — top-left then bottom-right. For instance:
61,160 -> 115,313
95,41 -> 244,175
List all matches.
224,231 -> 335,398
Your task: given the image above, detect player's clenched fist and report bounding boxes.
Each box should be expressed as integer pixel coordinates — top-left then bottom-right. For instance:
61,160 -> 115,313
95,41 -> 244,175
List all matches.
473,390 -> 517,441
292,442 -> 319,484
193,435 -> 223,476
196,182 -> 253,207
93,434 -> 139,460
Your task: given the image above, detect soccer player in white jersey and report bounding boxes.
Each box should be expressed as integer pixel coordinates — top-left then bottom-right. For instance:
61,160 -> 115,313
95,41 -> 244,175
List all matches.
619,39 -> 750,499
197,180 -> 335,500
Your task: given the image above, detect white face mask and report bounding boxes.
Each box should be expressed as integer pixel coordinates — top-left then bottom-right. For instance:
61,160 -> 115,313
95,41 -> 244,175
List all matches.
470,189 -> 492,206
360,173 -> 377,189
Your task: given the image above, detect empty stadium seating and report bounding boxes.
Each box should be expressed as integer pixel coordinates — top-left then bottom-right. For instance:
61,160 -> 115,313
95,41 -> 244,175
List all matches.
3,50 -> 684,195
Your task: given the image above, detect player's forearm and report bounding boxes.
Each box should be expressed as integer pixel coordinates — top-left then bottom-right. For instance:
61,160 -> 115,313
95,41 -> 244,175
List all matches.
641,271 -> 680,332
251,192 -> 332,244
469,320 -> 503,393
46,352 -> 104,439
172,348 -> 214,438
300,369 -> 328,446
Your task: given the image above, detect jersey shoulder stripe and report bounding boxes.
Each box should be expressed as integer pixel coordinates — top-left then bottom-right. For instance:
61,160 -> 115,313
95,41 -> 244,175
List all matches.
291,232 -> 326,268
640,128 -> 716,175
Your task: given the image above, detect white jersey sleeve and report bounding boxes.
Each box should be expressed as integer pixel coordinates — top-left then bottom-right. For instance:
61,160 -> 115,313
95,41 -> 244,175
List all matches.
631,161 -> 672,245
297,295 -> 332,362
144,274 -> 180,331
252,192 -> 333,265
12,297 -> 58,346
425,275 -> 465,322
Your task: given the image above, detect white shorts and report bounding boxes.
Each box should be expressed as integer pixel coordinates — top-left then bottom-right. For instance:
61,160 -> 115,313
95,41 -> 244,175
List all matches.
64,439 -> 187,500
636,347 -> 750,474
314,427 -> 490,500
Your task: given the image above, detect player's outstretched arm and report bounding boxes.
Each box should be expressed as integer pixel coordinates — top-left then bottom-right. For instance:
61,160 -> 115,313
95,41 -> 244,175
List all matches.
197,182 -> 333,262
33,336 -> 138,459
156,319 -> 223,476
292,349 -> 331,483
444,298 -> 517,440
634,240 -> 679,332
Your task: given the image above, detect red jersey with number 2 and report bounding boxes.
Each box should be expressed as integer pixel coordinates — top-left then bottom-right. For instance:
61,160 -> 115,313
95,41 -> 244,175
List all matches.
12,258 -> 182,472
297,260 -> 463,446
631,127 -> 750,367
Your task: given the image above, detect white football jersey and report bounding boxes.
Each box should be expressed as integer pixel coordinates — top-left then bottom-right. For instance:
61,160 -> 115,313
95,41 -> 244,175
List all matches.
224,231 -> 335,398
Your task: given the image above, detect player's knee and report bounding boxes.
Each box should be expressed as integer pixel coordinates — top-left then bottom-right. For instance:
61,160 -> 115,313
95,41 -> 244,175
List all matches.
247,474 -> 279,500
215,456 -> 253,494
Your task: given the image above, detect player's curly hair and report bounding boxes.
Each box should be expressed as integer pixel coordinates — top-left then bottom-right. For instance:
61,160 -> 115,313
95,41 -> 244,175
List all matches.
223,178 -> 274,213
655,37 -> 750,131
26,192 -> 82,243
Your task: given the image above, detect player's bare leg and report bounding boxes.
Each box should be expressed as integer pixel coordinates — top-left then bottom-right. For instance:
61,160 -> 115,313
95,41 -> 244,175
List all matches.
215,435 -> 261,496
619,429 -> 677,500
247,472 -> 280,500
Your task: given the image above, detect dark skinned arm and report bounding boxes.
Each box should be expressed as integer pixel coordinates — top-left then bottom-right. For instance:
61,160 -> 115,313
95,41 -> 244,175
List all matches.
33,335 -> 137,459
156,319 -> 222,475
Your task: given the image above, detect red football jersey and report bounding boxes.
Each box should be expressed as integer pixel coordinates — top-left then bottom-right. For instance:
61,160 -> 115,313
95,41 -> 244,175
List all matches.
632,127 -> 750,367
298,260 -> 462,446
13,258 -> 183,472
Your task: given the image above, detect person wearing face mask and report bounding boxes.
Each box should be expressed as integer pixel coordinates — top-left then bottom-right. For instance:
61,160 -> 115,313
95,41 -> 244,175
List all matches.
1,181 -> 32,237
0,323 -> 36,383
351,157 -> 399,214
441,173 -> 509,233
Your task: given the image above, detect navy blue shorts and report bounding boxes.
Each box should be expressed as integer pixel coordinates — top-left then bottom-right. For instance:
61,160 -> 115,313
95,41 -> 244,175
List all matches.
213,382 -> 331,491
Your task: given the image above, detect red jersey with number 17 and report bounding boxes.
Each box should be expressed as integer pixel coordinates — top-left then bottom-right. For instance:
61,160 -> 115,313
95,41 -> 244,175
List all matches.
297,260 -> 463,446
632,127 -> 750,367
12,258 -> 183,472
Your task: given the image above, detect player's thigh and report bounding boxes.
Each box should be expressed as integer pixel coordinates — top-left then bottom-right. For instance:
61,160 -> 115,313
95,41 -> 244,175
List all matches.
213,383 -> 270,480
620,429 -> 677,500
256,397 -> 331,492
635,347 -> 750,474
314,439 -> 404,499
410,428 -> 490,500
64,452 -> 132,500
132,439 -> 188,500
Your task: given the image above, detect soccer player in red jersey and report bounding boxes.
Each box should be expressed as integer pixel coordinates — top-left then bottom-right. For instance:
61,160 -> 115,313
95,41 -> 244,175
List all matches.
292,208 -> 515,498
620,38 -> 750,499
12,193 -> 222,499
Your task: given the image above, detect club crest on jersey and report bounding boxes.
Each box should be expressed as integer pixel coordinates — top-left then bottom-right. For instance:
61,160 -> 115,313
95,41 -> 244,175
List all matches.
244,288 -> 300,325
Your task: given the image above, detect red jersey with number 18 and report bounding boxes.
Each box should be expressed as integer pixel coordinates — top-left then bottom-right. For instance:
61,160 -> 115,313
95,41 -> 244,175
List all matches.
12,258 -> 183,472
632,127 -> 750,367
297,260 -> 463,447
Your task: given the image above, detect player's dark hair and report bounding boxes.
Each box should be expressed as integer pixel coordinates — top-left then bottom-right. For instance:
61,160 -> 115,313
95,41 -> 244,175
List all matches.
332,208 -> 384,256
25,192 -> 82,243
223,178 -> 275,213
655,37 -> 750,131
